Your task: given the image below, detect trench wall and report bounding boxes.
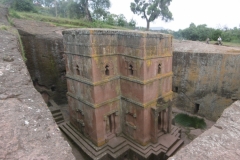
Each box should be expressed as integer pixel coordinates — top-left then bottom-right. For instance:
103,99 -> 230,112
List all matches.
0,5 -> 74,159
173,51 -> 240,120
14,20 -> 67,105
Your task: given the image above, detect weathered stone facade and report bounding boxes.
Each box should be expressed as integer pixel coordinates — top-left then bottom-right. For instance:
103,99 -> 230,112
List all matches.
62,29 -> 182,159
173,41 -> 240,121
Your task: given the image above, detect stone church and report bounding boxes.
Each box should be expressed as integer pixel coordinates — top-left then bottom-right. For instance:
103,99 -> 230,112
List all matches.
60,29 -> 183,160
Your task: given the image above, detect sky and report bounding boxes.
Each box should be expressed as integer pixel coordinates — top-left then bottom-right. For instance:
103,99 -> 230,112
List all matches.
109,0 -> 240,31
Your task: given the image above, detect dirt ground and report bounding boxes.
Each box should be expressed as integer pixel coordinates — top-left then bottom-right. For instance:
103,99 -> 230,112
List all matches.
173,39 -> 240,54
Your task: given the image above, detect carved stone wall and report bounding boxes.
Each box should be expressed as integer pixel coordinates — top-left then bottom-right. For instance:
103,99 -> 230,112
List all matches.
14,19 -> 67,104
173,41 -> 240,121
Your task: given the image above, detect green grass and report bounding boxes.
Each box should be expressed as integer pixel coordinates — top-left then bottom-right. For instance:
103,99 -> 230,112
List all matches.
209,41 -> 240,47
9,10 -> 129,30
16,31 -> 27,62
0,25 -> 8,30
174,113 -> 206,129
221,41 -> 240,47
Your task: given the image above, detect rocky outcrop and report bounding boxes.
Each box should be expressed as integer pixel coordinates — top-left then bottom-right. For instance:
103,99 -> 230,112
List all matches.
173,40 -> 240,121
168,100 -> 240,160
13,19 -> 67,104
0,5 -> 74,159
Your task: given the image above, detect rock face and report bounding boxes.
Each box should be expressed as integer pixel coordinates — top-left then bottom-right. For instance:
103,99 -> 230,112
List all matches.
168,100 -> 240,160
13,19 -> 67,104
0,5 -> 74,160
173,40 -> 240,121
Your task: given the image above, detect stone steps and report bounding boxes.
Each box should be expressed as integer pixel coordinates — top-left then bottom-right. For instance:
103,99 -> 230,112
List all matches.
60,122 -> 183,160
166,139 -> 184,157
49,99 -> 64,125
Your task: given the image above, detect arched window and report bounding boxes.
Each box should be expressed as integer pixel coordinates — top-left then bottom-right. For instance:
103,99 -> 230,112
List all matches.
129,64 -> 133,75
158,64 -> 162,74
105,65 -> 109,76
76,65 -> 80,75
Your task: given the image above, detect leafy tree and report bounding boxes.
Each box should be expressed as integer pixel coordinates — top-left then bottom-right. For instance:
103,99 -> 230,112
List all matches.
173,29 -> 183,39
104,13 -> 118,25
91,0 -> 111,20
212,29 -> 222,41
12,0 -> 36,12
77,0 -> 110,22
130,0 -> 173,30
65,1 -> 85,19
179,23 -> 214,41
181,23 -> 199,41
117,14 -> 127,27
175,22 -> 240,43
128,18 -> 136,28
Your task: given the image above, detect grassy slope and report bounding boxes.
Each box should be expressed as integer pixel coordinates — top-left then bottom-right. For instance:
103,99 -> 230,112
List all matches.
9,10 -> 129,30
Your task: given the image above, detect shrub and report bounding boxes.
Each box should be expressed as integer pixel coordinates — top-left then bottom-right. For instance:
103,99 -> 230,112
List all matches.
174,113 -> 206,129
9,9 -> 21,19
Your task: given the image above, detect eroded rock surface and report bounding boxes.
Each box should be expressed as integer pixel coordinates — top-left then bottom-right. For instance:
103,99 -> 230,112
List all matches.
169,100 -> 240,160
0,5 -> 74,160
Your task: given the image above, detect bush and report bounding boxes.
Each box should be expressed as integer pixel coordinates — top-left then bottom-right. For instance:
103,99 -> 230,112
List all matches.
174,113 -> 206,129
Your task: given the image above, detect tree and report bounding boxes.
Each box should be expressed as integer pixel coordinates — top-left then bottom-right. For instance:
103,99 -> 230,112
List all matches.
130,0 -> 173,31
104,13 -> 118,25
77,0 -> 110,22
117,14 -> 127,27
91,0 -> 111,20
12,0 -> 36,12
128,18 -> 136,28
65,1 -> 85,19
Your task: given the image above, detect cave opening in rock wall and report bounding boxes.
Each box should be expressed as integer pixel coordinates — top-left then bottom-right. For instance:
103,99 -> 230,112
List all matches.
194,103 -> 200,114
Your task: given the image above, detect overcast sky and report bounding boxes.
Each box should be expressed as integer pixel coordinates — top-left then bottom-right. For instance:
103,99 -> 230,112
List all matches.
109,0 -> 240,31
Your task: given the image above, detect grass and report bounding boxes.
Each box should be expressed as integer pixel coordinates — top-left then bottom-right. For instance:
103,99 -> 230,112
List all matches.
209,41 -> 240,47
174,113 -> 206,129
221,41 -> 240,47
8,9 -> 129,30
16,31 -> 27,62
0,25 -> 9,30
